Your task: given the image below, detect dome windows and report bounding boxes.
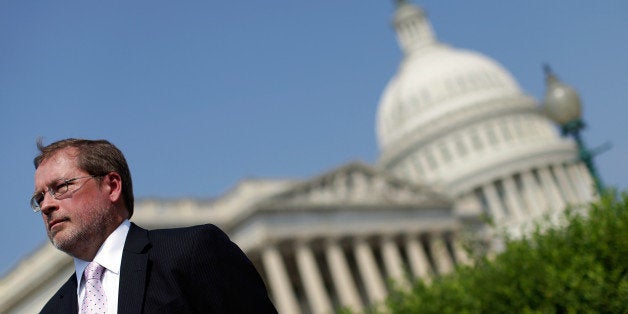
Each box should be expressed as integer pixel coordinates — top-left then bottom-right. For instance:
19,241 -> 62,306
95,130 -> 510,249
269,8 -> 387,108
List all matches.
386,112 -> 564,182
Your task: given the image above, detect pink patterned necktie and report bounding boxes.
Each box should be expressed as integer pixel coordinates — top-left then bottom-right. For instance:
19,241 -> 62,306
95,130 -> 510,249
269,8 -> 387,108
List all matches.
81,262 -> 107,313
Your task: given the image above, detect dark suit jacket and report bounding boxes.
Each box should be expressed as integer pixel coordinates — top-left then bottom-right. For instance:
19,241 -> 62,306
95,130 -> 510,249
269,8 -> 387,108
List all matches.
40,223 -> 277,313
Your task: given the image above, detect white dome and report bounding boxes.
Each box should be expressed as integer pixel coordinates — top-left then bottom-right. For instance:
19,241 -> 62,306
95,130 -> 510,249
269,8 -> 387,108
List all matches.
377,38 -> 522,152
376,2 -> 522,152
374,1 -> 594,239
375,1 -> 581,202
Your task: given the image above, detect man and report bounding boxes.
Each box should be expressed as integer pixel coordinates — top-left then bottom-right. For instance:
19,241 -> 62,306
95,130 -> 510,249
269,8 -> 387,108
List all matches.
33,138 -> 277,313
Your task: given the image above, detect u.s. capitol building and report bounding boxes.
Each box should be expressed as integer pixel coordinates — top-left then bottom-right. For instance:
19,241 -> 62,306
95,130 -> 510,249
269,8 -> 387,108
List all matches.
0,1 -> 596,313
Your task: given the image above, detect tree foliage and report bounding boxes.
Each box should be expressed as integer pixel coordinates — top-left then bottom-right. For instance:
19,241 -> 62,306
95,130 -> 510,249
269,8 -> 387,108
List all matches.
385,193 -> 628,314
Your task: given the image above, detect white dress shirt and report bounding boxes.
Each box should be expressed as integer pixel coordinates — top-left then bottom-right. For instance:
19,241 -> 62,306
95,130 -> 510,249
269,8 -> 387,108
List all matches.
75,219 -> 130,314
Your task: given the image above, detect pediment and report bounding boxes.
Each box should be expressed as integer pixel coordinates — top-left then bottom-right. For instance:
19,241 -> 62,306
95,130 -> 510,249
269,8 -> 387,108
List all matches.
259,161 -> 451,209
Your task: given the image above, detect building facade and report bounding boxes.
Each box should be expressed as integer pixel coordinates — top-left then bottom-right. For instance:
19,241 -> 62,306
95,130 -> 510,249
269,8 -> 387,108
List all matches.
377,2 -> 596,236
0,2 -> 596,313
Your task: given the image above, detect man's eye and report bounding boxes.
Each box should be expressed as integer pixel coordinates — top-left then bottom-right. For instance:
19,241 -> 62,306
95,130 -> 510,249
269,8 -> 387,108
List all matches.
53,182 -> 69,194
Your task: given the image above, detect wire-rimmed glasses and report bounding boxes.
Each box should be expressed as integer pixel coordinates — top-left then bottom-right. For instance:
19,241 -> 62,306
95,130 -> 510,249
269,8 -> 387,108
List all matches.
30,175 -> 103,212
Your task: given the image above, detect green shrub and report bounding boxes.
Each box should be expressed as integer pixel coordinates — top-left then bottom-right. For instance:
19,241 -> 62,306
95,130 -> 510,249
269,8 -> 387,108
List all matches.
386,193 -> 628,314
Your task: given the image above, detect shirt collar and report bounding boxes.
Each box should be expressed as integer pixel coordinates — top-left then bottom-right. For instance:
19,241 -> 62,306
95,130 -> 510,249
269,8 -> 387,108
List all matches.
74,219 -> 131,287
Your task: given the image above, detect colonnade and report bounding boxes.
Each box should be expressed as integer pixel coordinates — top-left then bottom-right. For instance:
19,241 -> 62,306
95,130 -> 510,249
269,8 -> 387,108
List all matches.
469,162 -> 594,226
254,232 -> 469,314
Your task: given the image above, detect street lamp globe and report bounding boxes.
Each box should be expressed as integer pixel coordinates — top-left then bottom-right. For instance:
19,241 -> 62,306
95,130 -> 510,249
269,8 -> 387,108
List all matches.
542,65 -> 605,195
542,65 -> 582,126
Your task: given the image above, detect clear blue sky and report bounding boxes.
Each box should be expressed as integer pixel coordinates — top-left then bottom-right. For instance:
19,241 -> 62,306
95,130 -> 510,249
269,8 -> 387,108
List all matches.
1,1 -> 627,276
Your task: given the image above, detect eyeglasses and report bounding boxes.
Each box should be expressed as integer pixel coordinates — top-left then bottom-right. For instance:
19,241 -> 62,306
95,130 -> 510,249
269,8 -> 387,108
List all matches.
30,175 -> 103,212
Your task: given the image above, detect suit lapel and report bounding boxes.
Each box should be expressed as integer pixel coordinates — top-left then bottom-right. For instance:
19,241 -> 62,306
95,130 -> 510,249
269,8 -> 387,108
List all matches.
40,274 -> 78,314
118,223 -> 150,313
59,275 -> 79,313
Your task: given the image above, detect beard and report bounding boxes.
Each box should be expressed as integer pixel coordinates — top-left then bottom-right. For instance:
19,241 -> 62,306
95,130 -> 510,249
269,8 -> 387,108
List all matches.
48,203 -> 118,258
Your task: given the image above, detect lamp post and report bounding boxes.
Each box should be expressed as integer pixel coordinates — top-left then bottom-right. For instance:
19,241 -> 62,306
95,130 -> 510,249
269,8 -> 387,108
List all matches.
542,65 -> 605,196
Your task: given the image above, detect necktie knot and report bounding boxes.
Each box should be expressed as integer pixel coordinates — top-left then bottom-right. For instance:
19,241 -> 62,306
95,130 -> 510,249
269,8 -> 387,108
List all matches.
84,262 -> 105,280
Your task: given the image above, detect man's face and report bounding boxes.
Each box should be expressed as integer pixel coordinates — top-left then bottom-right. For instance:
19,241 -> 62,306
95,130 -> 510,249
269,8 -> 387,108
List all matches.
33,147 -> 116,258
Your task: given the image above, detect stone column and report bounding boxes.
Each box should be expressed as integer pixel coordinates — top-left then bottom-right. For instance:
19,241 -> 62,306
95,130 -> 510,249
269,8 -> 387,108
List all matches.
404,234 -> 431,281
482,183 -> 505,222
502,176 -> 526,221
325,239 -> 363,312
551,164 -> 579,204
354,238 -> 387,304
381,236 -> 408,289
430,234 -> 454,274
295,241 -> 332,314
577,163 -> 597,199
521,171 -> 547,216
573,163 -> 595,201
564,164 -> 584,202
538,167 -> 566,212
261,245 -> 300,314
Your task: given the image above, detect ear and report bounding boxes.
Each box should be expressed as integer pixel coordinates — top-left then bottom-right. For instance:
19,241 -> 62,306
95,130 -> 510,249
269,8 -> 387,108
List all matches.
103,172 -> 123,203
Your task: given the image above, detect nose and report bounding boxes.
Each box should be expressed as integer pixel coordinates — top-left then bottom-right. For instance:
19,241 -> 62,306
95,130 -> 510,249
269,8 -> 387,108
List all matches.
39,192 -> 59,215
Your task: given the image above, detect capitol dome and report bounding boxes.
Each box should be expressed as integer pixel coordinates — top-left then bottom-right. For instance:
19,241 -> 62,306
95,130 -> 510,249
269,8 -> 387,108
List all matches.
377,3 -> 522,151
375,1 -> 593,232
